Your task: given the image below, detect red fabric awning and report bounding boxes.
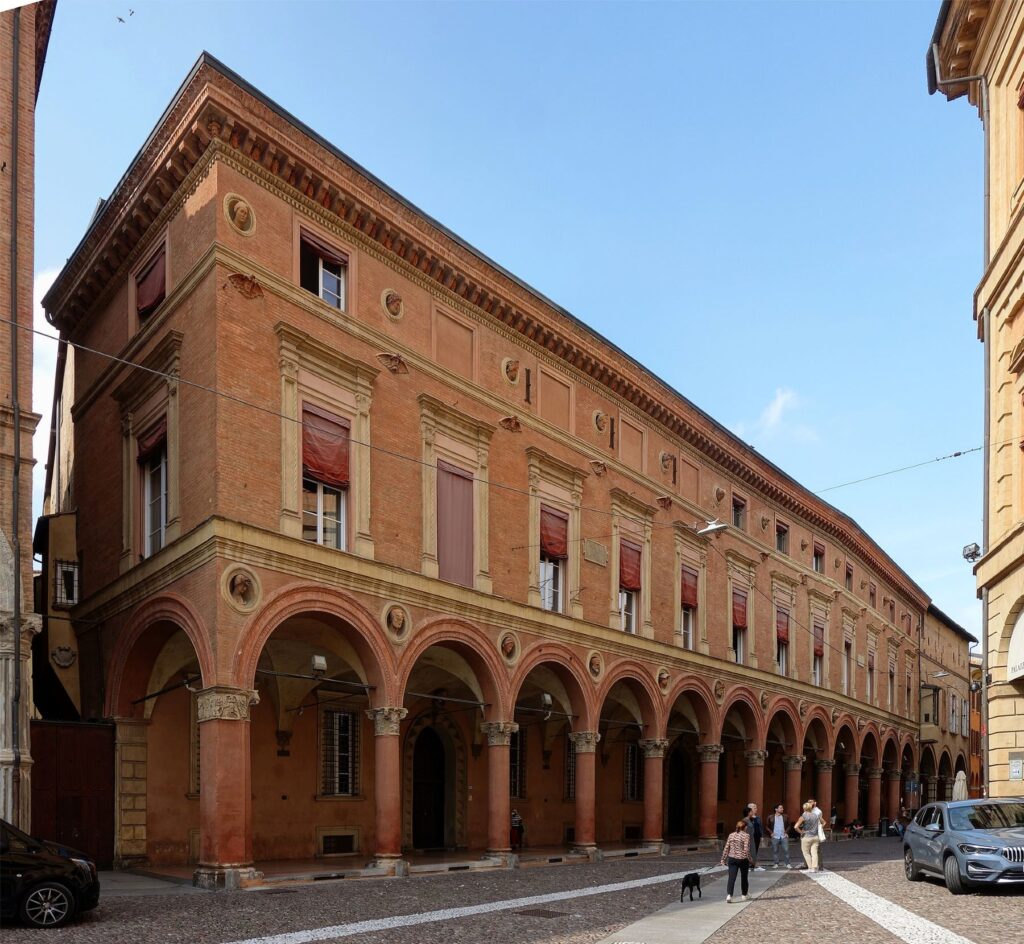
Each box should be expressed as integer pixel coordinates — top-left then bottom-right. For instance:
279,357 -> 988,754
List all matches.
540,505 -> 568,560
776,607 -> 790,644
813,622 -> 825,658
680,566 -> 699,608
136,245 -> 166,318
619,540 -> 642,592
732,589 -> 747,629
302,403 -> 350,488
301,229 -> 346,267
137,416 -> 167,464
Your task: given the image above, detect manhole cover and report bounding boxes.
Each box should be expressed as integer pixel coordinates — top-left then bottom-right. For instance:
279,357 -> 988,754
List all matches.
516,909 -> 570,918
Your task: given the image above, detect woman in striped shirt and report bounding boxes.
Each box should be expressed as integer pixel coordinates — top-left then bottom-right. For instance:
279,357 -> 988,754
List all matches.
720,819 -> 755,902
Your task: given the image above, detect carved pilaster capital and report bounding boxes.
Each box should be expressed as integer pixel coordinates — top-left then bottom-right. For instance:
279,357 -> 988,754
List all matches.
744,749 -> 769,767
866,766 -> 885,780
480,721 -> 519,747
639,738 -> 669,759
196,686 -> 259,722
279,356 -> 299,381
844,763 -> 862,776
783,754 -> 805,771
814,759 -> 836,772
365,706 -> 407,736
696,743 -> 724,763
569,731 -> 601,754
885,768 -> 903,781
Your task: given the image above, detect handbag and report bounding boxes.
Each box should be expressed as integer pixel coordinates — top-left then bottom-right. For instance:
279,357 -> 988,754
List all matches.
816,818 -> 826,842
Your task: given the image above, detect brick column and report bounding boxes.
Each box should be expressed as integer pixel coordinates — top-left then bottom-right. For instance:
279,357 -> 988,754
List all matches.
697,743 -> 723,840
113,718 -> 149,867
885,769 -> 902,822
865,767 -> 884,829
481,721 -> 518,856
844,762 -> 861,823
194,687 -> 259,890
366,707 -> 407,863
569,731 -> 600,851
783,754 -> 804,820
815,759 -> 835,827
640,739 -> 669,845
903,770 -> 918,810
745,750 -> 768,821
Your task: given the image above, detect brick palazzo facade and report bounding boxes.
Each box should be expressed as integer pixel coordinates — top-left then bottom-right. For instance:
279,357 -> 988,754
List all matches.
38,54 -> 971,888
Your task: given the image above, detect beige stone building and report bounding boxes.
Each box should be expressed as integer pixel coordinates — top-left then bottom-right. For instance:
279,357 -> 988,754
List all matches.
929,0 -> 1024,797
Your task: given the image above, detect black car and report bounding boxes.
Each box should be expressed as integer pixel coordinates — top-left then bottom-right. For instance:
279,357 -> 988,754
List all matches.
0,819 -> 100,928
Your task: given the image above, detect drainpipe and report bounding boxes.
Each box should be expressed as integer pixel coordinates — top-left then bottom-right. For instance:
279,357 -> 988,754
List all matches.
8,7 -> 23,826
929,42 -> 991,798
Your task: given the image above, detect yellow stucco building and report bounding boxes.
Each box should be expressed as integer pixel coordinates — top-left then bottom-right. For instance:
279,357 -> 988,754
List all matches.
929,0 -> 1024,797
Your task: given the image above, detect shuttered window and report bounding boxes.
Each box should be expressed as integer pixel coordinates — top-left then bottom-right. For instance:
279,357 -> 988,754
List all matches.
321,710 -> 360,797
564,735 -> 576,800
510,728 -> 526,799
623,742 -> 644,802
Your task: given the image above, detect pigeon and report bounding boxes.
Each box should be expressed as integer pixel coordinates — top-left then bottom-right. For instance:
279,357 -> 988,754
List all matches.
117,16 -> 125,23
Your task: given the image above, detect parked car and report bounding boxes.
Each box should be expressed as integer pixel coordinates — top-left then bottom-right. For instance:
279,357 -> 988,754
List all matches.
903,798 -> 1024,894
0,819 -> 100,927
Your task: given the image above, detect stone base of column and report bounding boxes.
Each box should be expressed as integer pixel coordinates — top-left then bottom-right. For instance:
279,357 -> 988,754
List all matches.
644,841 -> 670,856
483,851 -> 518,868
698,836 -> 722,849
366,857 -> 408,877
571,843 -> 602,861
193,865 -> 263,891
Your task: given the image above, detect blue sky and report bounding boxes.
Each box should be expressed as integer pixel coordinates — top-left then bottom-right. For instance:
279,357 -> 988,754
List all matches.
29,0 -> 984,636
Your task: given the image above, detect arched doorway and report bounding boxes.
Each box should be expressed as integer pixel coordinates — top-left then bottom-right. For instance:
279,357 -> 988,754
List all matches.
920,745 -> 938,804
664,683 -> 713,840
833,721 -> 858,825
412,726 -> 452,848
718,696 -> 762,828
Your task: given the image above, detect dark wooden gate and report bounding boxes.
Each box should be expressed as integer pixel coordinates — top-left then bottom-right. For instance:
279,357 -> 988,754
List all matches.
31,721 -> 115,868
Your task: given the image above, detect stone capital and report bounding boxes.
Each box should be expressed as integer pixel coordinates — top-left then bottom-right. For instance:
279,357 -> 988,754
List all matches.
196,686 -> 259,723
783,754 -> 805,771
0,614 -> 42,654
480,721 -> 519,747
639,738 -> 669,759
866,766 -> 885,780
814,759 -> 836,772
885,768 -> 903,781
366,707 -> 407,737
744,749 -> 769,767
844,763 -> 861,777
904,769 -> 918,781
569,731 -> 601,754
696,743 -> 723,763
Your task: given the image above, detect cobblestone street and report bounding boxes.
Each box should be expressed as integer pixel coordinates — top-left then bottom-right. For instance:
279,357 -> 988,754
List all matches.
2,840 -> 1020,944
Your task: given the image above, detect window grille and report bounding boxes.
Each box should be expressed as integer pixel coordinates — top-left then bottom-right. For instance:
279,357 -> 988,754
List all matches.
189,692 -> 201,795
321,709 -> 360,796
564,734 -> 576,799
510,727 -> 526,799
53,560 -> 79,607
623,742 -> 644,802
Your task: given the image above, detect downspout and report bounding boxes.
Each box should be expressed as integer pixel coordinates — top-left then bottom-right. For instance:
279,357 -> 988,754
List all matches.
929,42 -> 991,797
8,7 -> 23,825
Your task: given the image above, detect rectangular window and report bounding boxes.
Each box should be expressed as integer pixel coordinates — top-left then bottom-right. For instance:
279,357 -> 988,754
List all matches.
869,583 -> 877,608
564,735 -> 576,800
732,588 -> 748,664
301,404 -> 350,551
813,654 -> 823,686
143,442 -> 167,557
300,230 -> 347,309
950,693 -> 958,734
867,651 -> 876,702
680,565 -> 699,650
619,540 -> 642,634
437,460 -> 474,587
888,666 -> 895,709
321,709 -> 360,797
623,742 -> 644,802
812,542 -> 825,573
888,600 -> 896,622
776,606 -> 790,675
845,564 -> 853,592
813,621 -> 825,685
539,505 -> 568,613
732,495 -> 746,530
136,244 -> 166,319
962,701 -> 969,735
510,728 -> 525,799
843,641 -> 852,695
53,560 -> 80,608
775,522 -> 789,554
906,675 -> 912,715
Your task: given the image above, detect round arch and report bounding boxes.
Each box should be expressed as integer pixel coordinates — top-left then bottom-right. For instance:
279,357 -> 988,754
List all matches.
717,688 -> 765,748
595,660 -> 663,735
764,700 -> 800,754
664,676 -> 717,743
509,642 -> 594,729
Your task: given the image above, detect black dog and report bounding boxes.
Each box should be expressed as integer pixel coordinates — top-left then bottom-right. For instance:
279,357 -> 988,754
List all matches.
679,871 -> 702,902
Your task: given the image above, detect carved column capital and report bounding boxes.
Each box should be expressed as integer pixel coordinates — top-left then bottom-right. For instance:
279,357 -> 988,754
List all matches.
904,769 -> 918,781
696,743 -> 723,763
639,738 -> 669,759
0,614 -> 42,654
480,721 -> 518,747
744,749 -> 769,767
365,707 -> 407,736
844,763 -> 862,777
866,766 -> 885,780
885,768 -> 903,781
196,686 -> 259,722
569,731 -> 601,754
814,759 -> 836,772
783,754 -> 805,771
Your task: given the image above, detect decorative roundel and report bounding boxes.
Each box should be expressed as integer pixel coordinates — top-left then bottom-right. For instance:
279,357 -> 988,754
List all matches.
587,651 -> 603,680
382,603 -> 411,642
223,192 -> 256,236
499,632 -> 520,663
222,566 -> 261,613
501,358 -> 521,386
381,289 -> 404,320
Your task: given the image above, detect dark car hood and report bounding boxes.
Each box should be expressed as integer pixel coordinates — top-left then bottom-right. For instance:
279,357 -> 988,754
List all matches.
41,839 -> 92,862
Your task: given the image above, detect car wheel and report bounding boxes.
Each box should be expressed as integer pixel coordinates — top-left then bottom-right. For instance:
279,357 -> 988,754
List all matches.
19,881 -> 76,928
904,847 -> 922,882
943,855 -> 968,895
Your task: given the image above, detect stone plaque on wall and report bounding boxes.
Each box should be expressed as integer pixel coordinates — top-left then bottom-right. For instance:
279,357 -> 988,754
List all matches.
583,539 -> 608,566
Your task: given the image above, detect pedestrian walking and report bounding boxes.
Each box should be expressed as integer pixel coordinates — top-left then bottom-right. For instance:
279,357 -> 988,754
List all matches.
809,797 -> 825,868
743,803 -> 764,870
795,800 -> 822,872
721,819 -> 755,903
766,804 -> 791,868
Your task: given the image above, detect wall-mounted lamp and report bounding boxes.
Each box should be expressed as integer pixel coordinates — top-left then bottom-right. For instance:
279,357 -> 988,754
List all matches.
311,654 -> 327,676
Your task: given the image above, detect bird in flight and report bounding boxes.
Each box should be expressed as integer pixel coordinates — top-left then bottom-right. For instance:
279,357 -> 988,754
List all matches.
116,16 -> 125,22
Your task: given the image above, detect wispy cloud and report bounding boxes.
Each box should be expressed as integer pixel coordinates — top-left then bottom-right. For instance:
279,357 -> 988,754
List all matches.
733,387 -> 817,445
32,268 -> 61,523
